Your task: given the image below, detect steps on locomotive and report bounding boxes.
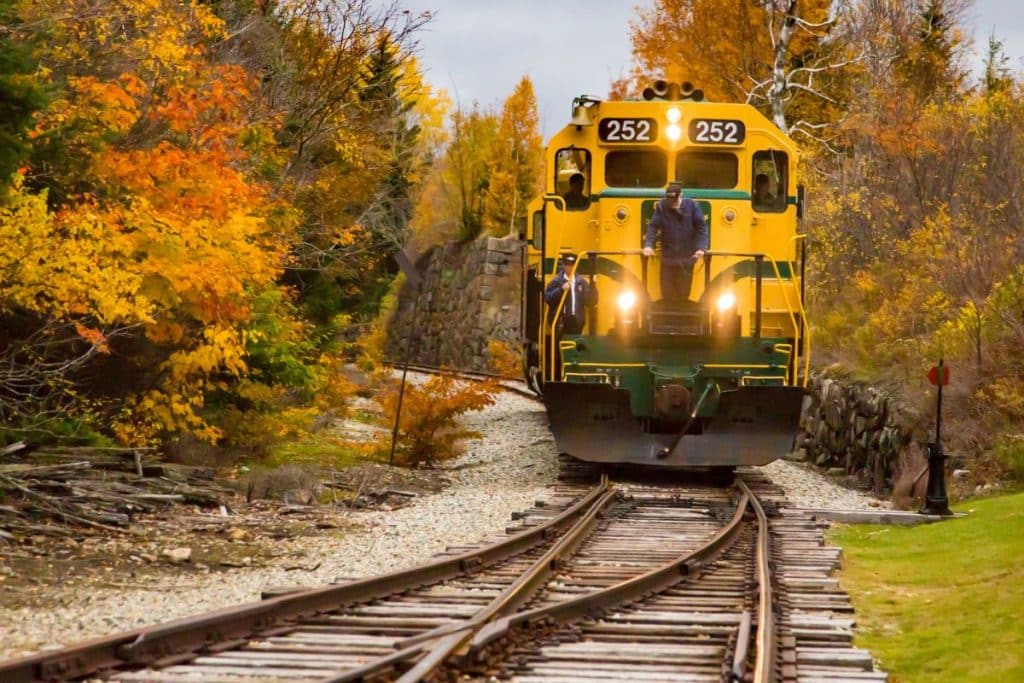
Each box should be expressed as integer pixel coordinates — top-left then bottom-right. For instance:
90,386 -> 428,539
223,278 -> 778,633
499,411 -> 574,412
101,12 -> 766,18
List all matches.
647,300 -> 706,335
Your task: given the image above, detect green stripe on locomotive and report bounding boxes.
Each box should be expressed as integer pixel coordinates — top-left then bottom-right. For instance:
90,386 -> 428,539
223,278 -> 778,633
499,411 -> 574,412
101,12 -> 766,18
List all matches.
557,334 -> 792,419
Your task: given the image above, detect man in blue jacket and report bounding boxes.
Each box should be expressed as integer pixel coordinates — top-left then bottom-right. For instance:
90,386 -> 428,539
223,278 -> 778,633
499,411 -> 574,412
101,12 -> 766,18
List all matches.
642,182 -> 709,303
544,254 -> 596,334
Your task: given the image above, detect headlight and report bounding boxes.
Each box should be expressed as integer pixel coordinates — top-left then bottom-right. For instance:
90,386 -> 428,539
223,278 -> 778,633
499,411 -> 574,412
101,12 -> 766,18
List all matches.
716,291 -> 736,312
617,290 -> 638,312
666,124 -> 682,142
666,106 -> 681,123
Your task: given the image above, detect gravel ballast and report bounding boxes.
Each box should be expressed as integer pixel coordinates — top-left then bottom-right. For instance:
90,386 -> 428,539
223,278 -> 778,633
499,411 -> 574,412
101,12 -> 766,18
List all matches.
0,378 -> 887,661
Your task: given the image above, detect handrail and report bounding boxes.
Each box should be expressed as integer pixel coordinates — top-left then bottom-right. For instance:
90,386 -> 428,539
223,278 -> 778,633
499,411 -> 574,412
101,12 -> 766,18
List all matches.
547,258 -> 583,382
790,234 -> 811,387
541,194 -> 566,383
543,246 -> 809,387
762,255 -> 803,386
761,251 -> 810,387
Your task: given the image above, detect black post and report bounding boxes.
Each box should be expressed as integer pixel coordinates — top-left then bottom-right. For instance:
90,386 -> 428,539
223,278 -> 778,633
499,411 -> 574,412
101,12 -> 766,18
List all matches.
389,291 -> 420,466
921,359 -> 953,516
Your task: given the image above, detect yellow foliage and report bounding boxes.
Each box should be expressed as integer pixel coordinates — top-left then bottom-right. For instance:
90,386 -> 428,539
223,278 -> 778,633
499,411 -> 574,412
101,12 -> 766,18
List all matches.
3,0 -> 448,455
0,179 -> 152,324
5,1 -> 296,443
483,77 -> 542,237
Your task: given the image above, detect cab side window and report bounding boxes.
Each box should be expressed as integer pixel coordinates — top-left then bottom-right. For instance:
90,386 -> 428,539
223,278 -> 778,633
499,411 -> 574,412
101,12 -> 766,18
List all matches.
752,151 -> 788,213
555,148 -> 591,210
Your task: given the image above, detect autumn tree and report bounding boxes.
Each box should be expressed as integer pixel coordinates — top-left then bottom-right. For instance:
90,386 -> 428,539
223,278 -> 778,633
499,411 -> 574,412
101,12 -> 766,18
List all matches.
483,76 -> 543,237
626,0 -> 858,143
814,0 -> 973,277
0,0 -> 438,449
415,102 -> 499,243
211,2 -> 440,321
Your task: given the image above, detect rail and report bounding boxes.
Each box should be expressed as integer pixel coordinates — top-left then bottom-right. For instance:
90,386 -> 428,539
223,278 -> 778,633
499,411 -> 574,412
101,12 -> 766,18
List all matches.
460,479 -> 778,683
0,479 -> 611,683
379,360 -> 538,399
739,478 -> 778,683
395,474 -> 618,682
466,483 -> 751,654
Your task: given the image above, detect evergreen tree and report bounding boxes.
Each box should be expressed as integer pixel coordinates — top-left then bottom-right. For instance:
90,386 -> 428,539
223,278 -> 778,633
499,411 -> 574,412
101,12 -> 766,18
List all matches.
0,0 -> 47,202
897,0 -> 968,104
983,32 -> 1012,96
360,34 -> 422,248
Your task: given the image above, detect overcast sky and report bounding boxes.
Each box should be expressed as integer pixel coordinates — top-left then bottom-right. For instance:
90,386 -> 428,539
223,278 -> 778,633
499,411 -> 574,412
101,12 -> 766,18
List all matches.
395,0 -> 1024,138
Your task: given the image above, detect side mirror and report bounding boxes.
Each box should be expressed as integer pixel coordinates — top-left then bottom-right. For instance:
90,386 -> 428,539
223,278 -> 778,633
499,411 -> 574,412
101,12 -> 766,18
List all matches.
796,184 -> 806,220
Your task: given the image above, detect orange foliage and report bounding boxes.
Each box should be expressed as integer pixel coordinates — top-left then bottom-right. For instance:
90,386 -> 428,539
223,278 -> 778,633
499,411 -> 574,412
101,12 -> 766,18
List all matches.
487,339 -> 522,379
378,374 -> 498,467
7,0 -> 296,443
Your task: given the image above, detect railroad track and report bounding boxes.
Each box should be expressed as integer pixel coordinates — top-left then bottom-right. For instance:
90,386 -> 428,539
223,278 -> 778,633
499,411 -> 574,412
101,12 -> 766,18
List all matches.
381,360 -> 539,400
0,473 -> 885,682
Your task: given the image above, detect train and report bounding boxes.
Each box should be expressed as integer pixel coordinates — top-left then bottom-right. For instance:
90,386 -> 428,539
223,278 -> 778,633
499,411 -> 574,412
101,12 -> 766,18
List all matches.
521,80 -> 809,470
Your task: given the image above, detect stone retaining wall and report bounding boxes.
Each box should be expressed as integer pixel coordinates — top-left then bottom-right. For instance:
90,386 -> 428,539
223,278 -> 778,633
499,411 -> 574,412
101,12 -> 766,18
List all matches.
793,371 -> 923,495
385,237 -> 522,371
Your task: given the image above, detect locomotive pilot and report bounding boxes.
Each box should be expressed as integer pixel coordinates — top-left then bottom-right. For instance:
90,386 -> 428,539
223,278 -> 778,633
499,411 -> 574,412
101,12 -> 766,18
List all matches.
642,182 -> 709,304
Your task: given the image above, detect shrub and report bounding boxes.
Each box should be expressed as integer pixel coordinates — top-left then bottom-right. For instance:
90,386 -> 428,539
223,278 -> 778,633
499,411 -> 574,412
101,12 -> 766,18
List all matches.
377,372 -> 498,466
992,434 -> 1024,481
487,339 -> 521,378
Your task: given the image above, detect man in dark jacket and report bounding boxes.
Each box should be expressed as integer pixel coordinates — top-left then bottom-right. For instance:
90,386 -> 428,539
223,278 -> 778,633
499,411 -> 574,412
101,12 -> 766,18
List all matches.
642,182 -> 709,303
544,254 -> 596,334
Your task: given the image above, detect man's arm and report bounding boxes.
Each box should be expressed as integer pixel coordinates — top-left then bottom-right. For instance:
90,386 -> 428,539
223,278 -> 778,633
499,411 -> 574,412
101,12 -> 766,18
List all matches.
691,199 -> 710,252
544,274 -> 566,305
643,206 -> 661,252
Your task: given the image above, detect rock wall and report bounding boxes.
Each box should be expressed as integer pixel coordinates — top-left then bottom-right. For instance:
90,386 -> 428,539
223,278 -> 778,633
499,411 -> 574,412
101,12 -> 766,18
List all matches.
792,370 -> 924,495
385,237 -> 522,371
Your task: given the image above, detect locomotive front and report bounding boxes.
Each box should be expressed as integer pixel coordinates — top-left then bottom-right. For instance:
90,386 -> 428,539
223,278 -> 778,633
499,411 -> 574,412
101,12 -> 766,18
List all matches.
521,82 -> 810,468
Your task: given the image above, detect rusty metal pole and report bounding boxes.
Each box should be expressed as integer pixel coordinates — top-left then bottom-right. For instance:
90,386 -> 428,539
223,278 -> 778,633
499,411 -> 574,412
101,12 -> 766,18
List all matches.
388,248 -> 424,467
920,359 -> 952,516
389,290 -> 420,466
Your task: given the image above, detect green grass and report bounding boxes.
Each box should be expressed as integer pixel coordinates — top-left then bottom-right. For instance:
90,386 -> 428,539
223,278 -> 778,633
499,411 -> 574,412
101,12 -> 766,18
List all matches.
266,439 -> 370,469
830,492 -> 1024,683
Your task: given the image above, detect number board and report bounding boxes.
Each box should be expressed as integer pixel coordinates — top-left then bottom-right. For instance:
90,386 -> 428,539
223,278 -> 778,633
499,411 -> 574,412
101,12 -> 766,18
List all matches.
599,118 -> 657,143
689,119 -> 746,145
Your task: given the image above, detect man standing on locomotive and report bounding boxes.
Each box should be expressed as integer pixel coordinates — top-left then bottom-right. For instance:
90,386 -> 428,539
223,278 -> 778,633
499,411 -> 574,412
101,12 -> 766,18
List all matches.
642,182 -> 709,304
544,254 -> 596,335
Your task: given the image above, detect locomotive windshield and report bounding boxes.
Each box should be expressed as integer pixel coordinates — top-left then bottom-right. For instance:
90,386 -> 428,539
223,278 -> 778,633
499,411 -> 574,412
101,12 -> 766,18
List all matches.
675,152 -> 738,189
604,150 -> 667,188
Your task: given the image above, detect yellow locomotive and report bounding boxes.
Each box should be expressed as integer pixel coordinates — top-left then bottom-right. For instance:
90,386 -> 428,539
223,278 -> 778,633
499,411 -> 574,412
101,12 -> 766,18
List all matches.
521,81 -> 809,469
